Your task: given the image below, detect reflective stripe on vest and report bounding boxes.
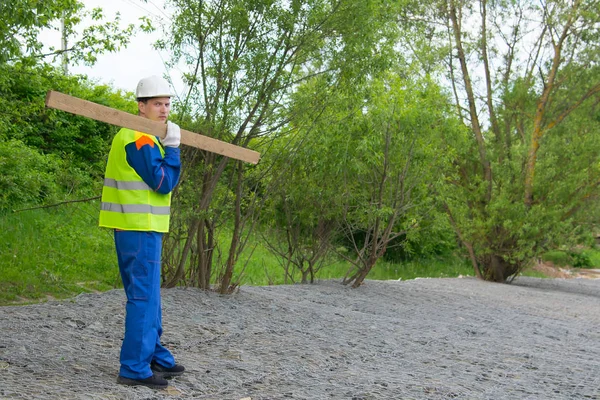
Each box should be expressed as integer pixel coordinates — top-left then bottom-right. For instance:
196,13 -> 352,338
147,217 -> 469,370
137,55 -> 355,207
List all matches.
99,128 -> 171,232
103,178 -> 152,191
101,202 -> 171,215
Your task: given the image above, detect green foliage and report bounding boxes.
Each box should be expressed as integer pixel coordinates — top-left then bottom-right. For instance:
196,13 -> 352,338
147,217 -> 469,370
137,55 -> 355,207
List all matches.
162,0 -> 407,290
569,251 -> 593,268
383,221 -> 458,263
0,139 -> 67,210
542,249 -> 600,269
0,0 -> 80,63
166,0 -> 403,132
584,248 -> 600,267
453,89 -> 600,274
1,0 -> 136,65
4,0 -> 600,298
260,65 -> 464,287
541,251 -> 572,267
0,62 -> 138,209
434,0 -> 600,282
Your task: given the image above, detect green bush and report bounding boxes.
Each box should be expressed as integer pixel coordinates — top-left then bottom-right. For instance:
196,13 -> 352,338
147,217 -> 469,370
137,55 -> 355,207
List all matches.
569,251 -> 592,268
541,249 -> 596,268
0,62 -> 136,180
0,139 -> 98,210
0,62 -> 141,211
582,249 -> 600,268
0,139 -> 60,209
541,250 -> 571,267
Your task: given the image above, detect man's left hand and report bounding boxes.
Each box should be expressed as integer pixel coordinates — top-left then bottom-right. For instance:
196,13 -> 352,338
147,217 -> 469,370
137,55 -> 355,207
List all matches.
162,121 -> 181,148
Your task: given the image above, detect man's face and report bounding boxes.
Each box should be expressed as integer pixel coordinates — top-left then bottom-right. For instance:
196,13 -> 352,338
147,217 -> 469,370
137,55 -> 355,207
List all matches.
138,97 -> 171,122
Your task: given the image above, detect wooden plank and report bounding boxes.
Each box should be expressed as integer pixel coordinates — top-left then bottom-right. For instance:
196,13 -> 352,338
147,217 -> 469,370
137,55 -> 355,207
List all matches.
45,90 -> 261,164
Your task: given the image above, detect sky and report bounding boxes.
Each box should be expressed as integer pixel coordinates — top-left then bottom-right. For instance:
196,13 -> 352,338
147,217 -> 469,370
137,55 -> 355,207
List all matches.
44,0 -> 184,95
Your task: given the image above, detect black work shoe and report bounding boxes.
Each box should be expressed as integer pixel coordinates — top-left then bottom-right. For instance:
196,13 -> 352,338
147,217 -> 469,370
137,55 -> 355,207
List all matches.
117,373 -> 168,389
151,361 -> 185,378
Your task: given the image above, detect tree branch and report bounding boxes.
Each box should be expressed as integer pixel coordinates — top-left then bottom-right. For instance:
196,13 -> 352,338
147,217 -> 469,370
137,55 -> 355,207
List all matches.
12,196 -> 101,213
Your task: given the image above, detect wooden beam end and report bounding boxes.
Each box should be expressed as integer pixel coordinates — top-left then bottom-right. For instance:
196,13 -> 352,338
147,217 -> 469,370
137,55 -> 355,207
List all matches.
45,90 -> 55,108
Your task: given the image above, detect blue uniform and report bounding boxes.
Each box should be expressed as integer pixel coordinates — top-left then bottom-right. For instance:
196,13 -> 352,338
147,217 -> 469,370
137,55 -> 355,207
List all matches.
114,136 -> 180,380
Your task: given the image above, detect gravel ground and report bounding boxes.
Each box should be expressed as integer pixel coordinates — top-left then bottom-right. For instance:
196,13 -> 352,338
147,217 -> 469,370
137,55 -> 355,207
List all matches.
1,276 -> 600,400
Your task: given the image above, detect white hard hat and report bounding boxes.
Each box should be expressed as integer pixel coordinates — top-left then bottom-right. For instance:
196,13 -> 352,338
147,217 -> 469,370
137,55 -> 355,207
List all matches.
135,75 -> 173,99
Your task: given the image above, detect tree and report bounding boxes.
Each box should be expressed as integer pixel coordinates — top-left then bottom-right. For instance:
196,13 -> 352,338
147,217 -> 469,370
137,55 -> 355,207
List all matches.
258,76 -> 345,285
160,0 -> 404,293
262,206 -> 335,284
437,0 -> 600,281
0,0 -> 138,66
333,74 -> 457,287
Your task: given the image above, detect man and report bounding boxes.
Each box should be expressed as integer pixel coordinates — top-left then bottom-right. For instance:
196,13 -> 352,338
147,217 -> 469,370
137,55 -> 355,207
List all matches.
99,75 -> 185,389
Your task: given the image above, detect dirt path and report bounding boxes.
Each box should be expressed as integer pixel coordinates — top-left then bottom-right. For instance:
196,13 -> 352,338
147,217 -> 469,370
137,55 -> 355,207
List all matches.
1,277 -> 600,399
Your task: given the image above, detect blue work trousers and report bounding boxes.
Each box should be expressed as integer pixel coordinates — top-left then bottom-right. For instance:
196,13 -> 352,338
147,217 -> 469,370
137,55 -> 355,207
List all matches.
114,230 -> 175,379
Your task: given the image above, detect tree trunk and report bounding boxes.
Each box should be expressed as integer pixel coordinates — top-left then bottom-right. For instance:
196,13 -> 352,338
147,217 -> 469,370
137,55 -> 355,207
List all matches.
448,0 -> 492,202
480,254 -> 520,283
444,203 -> 483,279
351,261 -> 375,288
163,219 -> 199,288
479,0 -> 502,156
197,219 -> 215,290
219,161 -> 244,294
301,268 -> 310,284
523,9 -> 576,207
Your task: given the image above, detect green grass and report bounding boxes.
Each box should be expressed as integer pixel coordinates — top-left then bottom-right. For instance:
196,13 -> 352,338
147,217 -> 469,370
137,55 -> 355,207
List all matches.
236,252 -> 473,286
222,229 -> 473,286
541,248 -> 600,268
1,204 -> 474,305
0,201 -> 120,305
518,248 -> 600,279
14,202 -> 598,306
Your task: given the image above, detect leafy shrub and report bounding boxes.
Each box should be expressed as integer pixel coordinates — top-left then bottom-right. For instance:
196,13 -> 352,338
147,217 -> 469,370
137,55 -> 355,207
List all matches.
541,249 -> 593,268
0,139 -> 97,210
0,62 -> 136,180
0,139 -> 61,209
582,249 -> 600,268
569,251 -> 592,268
541,250 -> 571,267
0,62 -> 140,210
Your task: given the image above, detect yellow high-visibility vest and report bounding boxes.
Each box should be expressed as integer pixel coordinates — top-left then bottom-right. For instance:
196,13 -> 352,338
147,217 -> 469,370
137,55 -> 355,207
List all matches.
99,128 -> 171,232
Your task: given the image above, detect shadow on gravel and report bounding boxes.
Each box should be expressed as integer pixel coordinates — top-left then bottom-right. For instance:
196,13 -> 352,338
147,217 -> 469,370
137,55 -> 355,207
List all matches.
512,276 -> 600,299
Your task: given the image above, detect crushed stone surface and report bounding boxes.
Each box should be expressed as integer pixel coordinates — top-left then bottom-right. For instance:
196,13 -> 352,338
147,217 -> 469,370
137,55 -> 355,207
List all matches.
1,277 -> 600,399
